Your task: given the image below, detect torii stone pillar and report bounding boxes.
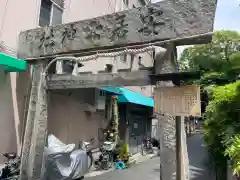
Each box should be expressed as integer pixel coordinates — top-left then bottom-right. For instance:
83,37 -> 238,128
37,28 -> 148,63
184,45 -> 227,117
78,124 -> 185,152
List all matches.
155,43 -> 189,180
19,62 -> 48,180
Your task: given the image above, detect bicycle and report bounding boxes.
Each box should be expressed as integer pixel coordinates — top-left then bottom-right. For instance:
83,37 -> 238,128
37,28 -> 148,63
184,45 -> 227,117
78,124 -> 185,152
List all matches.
79,138 -> 95,170
141,136 -> 154,156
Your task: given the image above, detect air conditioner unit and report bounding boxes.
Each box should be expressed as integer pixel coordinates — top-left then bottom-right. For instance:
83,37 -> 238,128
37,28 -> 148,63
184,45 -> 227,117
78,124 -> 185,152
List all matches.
94,89 -> 106,110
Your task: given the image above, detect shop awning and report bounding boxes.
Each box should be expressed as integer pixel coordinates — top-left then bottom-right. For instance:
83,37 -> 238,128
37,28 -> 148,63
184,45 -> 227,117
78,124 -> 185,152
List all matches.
102,87 -> 154,107
0,53 -> 27,72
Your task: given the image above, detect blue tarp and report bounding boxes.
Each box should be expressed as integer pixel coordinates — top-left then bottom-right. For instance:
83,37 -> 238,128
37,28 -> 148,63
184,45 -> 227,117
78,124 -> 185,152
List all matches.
102,87 -> 154,107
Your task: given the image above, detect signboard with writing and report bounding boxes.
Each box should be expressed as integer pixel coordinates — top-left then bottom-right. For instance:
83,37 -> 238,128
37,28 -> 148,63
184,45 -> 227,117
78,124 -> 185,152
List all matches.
154,85 -> 201,116
18,0 -> 217,59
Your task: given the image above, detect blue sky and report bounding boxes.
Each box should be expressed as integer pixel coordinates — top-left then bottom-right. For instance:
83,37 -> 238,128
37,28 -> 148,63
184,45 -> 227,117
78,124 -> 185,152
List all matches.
151,0 -> 240,56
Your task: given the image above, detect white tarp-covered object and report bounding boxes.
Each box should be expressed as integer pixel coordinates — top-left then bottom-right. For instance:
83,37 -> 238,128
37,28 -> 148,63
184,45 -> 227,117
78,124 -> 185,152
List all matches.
43,134 -> 89,180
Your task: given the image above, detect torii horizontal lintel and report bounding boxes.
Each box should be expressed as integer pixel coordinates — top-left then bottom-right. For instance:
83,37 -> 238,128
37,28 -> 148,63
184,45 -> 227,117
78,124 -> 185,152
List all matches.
18,0 -> 217,59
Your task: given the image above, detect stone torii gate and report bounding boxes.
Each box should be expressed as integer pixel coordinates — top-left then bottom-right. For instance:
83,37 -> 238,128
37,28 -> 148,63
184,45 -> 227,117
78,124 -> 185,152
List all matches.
17,0 -> 217,180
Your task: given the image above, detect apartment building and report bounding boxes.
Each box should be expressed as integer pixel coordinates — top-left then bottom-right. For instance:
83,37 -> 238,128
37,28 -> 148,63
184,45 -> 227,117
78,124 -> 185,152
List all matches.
0,0 -> 153,162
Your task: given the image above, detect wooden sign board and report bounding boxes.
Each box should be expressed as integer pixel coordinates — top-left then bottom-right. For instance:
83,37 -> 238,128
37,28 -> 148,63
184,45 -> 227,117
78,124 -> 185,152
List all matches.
18,0 -> 217,59
154,85 -> 201,116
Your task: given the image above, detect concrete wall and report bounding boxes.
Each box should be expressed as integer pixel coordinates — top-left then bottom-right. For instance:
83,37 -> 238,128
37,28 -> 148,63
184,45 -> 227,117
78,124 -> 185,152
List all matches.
48,90 -> 108,145
62,0 -> 147,23
0,0 -> 40,50
0,70 -> 17,163
0,0 -> 40,156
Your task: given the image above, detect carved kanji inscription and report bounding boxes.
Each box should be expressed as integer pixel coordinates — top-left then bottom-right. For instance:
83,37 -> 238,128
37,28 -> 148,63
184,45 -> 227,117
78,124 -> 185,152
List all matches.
18,0 -> 217,58
138,6 -> 166,36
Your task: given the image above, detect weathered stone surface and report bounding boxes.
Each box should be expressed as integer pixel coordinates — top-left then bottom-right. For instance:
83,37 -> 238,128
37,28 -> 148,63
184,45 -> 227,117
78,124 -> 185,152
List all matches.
155,43 -> 189,180
19,64 -> 42,180
159,115 -> 177,180
18,0 -> 217,59
46,70 -> 152,89
30,63 -> 48,180
19,62 -> 48,180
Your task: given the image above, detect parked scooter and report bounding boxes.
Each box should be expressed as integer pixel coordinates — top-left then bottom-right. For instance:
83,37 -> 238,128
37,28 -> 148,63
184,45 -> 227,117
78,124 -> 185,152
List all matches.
94,141 -> 116,170
141,136 -> 154,156
0,152 -> 20,180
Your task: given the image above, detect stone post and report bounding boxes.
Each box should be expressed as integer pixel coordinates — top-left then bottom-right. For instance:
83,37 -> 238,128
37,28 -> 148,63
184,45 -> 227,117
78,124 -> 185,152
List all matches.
155,43 -> 189,180
19,63 -> 43,180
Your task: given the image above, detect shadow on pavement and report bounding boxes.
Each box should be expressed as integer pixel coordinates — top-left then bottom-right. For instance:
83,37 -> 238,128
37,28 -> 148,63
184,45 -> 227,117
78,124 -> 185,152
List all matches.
187,133 -> 215,180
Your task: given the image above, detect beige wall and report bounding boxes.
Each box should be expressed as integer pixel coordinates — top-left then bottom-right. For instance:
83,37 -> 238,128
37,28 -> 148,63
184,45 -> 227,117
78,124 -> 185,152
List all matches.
62,0 -> 145,23
0,70 -> 17,163
48,92 -> 108,145
0,0 -> 40,156
0,0 -> 40,50
0,0 -> 153,158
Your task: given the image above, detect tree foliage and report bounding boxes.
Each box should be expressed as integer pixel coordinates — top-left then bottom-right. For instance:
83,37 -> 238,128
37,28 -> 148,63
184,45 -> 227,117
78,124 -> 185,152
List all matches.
179,30 -> 240,79
178,30 -> 240,179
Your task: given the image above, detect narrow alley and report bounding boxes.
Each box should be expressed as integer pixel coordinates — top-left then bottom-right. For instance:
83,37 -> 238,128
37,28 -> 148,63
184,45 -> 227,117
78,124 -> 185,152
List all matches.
85,157 -> 160,180
188,131 -> 215,180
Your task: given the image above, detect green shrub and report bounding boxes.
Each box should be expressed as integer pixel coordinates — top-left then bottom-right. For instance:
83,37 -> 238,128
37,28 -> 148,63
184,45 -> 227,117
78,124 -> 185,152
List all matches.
225,135 -> 240,176
204,81 -> 240,179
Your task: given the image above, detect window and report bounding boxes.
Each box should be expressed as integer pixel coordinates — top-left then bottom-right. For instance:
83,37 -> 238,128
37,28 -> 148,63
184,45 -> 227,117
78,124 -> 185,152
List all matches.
120,54 -> 127,63
123,0 -> 129,7
39,0 -> 51,27
39,0 -> 63,27
138,56 -> 142,65
99,90 -> 105,97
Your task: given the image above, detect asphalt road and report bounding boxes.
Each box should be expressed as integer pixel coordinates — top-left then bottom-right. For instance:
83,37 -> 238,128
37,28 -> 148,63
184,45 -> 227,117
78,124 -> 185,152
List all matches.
84,131 -> 213,180
85,157 -> 160,180
187,131 -> 215,180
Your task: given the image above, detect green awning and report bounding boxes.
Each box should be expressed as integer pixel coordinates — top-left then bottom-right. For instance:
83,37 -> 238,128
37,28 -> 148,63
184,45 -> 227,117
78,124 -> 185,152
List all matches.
0,53 -> 27,72
102,87 -> 154,107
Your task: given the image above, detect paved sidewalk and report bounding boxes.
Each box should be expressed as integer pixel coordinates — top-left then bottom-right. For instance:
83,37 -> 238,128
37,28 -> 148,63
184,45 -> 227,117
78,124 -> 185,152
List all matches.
85,157 -> 160,180
85,151 -> 158,178
187,131 -> 215,180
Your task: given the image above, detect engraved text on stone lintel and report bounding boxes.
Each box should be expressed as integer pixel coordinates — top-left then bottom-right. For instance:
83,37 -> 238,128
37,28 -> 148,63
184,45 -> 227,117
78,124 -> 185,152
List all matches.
18,0 -> 217,58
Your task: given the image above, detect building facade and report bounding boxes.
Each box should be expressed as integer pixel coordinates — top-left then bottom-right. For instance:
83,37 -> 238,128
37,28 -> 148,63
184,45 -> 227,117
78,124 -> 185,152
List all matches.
0,0 -> 154,162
